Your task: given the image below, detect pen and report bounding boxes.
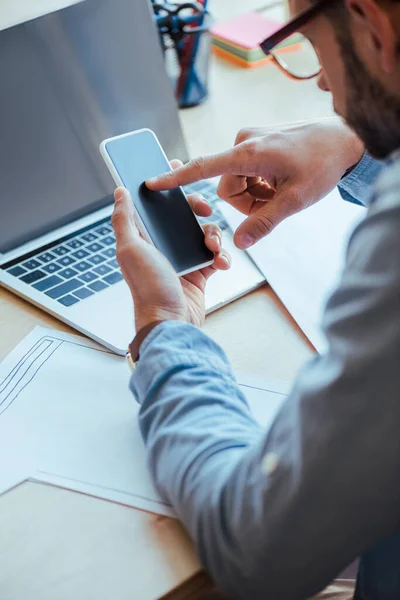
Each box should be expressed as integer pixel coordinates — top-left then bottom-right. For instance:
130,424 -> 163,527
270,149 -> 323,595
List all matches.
182,0 -> 208,105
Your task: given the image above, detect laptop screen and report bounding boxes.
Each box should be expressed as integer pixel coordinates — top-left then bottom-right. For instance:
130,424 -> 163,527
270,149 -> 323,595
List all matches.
0,0 -> 189,253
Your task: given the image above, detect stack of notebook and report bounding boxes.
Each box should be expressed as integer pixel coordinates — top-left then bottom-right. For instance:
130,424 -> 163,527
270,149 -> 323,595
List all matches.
210,12 -> 301,69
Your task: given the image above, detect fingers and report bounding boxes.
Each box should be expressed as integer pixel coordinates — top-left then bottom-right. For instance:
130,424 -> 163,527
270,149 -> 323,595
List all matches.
234,126 -> 268,146
217,176 -> 256,215
218,175 -> 274,204
246,180 -> 276,202
184,247 -> 230,291
169,159 -> 214,218
218,175 -> 261,202
170,159 -> 184,170
112,187 -> 149,290
187,193 -> 212,218
200,249 -> 231,281
202,223 -> 231,270
112,186 -> 227,264
203,222 -> 222,253
212,250 -> 231,271
112,187 -> 156,270
146,147 -> 251,191
112,187 -> 182,305
170,160 -> 214,217
112,187 -> 139,250
233,188 -> 300,249
217,176 -> 276,215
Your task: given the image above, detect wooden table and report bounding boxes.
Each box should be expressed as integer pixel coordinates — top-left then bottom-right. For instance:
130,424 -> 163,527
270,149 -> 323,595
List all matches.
0,3 -> 333,598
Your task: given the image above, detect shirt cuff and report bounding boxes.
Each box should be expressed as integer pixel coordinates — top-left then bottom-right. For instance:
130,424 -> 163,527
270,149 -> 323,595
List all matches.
130,320 -> 237,404
338,152 -> 384,206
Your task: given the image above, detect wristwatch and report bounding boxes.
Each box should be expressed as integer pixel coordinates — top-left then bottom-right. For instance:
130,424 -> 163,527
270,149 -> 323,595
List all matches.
126,320 -> 164,371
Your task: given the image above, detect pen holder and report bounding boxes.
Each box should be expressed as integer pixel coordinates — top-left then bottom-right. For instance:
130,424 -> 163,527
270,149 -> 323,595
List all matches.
158,11 -> 212,109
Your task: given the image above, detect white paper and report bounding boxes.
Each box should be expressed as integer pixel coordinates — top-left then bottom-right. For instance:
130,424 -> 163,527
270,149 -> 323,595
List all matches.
0,466 -> 31,496
219,189 -> 365,352
0,327 -> 288,516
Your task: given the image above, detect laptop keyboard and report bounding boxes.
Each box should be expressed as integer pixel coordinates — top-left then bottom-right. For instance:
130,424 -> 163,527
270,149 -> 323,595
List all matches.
2,182 -> 228,308
185,181 -> 228,231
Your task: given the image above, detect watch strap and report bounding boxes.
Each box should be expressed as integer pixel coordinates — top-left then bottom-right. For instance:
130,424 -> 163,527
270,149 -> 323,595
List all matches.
127,320 -> 165,364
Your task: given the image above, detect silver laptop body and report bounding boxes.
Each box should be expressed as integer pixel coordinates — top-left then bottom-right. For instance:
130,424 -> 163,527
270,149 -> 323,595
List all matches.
0,0 -> 263,354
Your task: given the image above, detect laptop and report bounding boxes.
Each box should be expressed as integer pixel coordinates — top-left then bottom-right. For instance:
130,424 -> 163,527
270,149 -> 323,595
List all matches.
0,0 -> 263,355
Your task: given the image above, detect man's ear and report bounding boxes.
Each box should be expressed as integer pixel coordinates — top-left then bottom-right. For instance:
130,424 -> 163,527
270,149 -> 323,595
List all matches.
345,0 -> 397,73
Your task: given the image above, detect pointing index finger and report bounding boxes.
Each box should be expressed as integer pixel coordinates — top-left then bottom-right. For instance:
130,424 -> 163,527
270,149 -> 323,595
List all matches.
146,149 -> 244,190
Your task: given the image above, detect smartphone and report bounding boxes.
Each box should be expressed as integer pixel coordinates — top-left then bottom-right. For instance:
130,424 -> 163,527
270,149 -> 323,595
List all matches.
100,129 -> 214,276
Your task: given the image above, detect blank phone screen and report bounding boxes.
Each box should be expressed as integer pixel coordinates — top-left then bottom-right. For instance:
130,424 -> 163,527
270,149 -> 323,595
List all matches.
105,130 -> 213,274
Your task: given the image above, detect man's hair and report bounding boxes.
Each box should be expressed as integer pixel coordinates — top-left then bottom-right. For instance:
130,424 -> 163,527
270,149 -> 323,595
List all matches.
320,0 -> 400,24
320,0 -> 400,54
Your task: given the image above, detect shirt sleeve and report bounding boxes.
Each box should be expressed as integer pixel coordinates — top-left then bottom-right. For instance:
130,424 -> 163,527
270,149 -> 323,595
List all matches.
130,166 -> 400,600
338,152 -> 384,205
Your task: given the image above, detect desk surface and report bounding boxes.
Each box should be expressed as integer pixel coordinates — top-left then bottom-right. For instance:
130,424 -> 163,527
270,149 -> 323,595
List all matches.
0,3 -> 332,598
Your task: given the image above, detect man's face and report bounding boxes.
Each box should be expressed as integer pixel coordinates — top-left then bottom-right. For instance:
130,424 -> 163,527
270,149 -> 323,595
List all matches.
290,0 -> 400,159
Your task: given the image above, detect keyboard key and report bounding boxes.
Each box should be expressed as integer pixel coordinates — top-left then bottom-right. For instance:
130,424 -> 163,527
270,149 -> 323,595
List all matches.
87,242 -> 104,253
81,232 -> 98,243
202,183 -> 217,193
74,287 -> 94,300
88,280 -> 108,292
43,262 -> 62,274
33,275 -> 63,292
38,251 -> 56,263
74,260 -> 92,273
186,182 -> 204,193
213,214 -> 228,226
45,278 -> 82,299
95,226 -> 112,236
102,248 -> 116,259
72,249 -> 90,260
52,245 -> 70,257
22,259 -> 42,270
66,239 -> 84,250
21,269 -> 47,285
109,259 -> 120,269
7,265 -> 27,277
218,219 -> 228,231
58,295 -> 80,307
79,271 -> 98,283
59,268 -> 78,279
88,254 -> 106,266
104,271 -> 124,285
101,236 -> 115,246
58,255 -> 76,267
93,264 -> 112,276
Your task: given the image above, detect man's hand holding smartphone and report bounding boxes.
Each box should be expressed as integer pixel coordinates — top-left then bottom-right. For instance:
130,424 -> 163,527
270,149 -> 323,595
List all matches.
101,128 -> 216,277
112,161 -> 231,333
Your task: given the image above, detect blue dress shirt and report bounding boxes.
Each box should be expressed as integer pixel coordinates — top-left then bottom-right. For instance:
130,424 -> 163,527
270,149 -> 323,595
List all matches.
130,154 -> 400,600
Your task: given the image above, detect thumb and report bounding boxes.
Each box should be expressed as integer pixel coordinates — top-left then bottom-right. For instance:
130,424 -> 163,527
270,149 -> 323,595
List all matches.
234,189 -> 300,249
112,187 -> 179,293
112,187 -> 139,250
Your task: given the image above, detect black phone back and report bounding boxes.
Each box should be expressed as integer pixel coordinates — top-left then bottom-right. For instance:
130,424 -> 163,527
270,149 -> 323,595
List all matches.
104,130 -> 213,274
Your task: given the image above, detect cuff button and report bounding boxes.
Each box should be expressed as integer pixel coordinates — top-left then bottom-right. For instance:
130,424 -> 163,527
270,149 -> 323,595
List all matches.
262,453 -> 279,476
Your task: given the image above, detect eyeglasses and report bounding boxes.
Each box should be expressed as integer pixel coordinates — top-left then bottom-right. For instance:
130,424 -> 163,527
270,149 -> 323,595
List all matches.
260,0 -> 333,81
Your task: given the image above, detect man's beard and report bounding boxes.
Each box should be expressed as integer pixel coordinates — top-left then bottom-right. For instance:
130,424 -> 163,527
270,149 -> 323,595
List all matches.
339,36 -> 400,159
